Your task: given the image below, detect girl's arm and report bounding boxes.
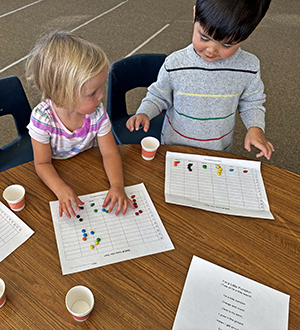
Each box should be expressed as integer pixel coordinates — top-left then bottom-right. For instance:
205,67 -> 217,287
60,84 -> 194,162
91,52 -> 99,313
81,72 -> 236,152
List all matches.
98,131 -> 133,215
31,138 -> 83,217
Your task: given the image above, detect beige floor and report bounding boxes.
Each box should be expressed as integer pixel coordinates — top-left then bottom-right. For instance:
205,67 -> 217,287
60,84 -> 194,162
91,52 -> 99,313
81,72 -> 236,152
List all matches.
0,0 -> 299,173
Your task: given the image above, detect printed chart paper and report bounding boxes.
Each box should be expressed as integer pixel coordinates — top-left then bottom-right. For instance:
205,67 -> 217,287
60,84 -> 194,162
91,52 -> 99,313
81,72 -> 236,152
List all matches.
172,256 -> 290,330
165,152 -> 274,219
50,183 -> 174,275
0,201 -> 34,262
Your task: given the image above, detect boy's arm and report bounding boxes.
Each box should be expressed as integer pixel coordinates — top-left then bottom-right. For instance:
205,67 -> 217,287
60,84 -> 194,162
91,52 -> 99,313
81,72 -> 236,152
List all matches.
31,138 -> 83,217
135,61 -> 173,120
238,69 -> 266,132
238,69 -> 274,159
97,131 -> 133,215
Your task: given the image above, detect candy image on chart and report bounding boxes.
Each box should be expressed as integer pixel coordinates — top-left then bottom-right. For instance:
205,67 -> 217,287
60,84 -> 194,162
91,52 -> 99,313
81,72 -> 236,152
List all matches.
165,151 -> 274,219
50,183 -> 174,275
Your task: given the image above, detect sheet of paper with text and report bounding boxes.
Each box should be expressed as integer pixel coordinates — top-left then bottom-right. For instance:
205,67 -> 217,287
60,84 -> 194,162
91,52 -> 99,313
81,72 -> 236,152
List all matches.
173,256 -> 290,330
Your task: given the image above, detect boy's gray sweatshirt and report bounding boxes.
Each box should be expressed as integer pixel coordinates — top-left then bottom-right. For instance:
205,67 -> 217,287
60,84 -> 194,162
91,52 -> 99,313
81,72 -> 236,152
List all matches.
136,44 -> 266,151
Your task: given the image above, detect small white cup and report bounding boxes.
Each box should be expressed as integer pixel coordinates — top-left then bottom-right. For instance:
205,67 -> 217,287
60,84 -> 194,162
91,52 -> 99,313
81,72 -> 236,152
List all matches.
3,185 -> 25,211
0,278 -> 6,308
141,137 -> 160,160
65,286 -> 94,322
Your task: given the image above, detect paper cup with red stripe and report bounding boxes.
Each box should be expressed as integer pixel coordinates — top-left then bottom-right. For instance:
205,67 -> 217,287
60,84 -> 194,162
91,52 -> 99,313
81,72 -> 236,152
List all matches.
0,278 -> 6,308
3,184 -> 25,212
65,286 -> 94,322
141,137 -> 160,160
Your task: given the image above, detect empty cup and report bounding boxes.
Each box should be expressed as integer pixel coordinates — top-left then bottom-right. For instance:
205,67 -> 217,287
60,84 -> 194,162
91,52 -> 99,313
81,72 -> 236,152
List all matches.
141,137 -> 160,160
3,185 -> 25,211
65,286 -> 94,322
0,278 -> 6,308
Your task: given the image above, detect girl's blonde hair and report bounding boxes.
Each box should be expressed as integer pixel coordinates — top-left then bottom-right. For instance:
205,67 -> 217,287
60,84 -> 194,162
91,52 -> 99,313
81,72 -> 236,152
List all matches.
26,30 -> 109,109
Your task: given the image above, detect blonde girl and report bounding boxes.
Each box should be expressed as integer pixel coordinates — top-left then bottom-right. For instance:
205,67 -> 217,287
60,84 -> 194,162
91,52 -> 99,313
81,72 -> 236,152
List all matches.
26,30 -> 132,217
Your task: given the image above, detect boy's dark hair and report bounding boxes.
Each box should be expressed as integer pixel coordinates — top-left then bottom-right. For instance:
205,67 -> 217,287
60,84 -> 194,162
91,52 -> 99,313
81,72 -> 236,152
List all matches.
194,0 -> 271,43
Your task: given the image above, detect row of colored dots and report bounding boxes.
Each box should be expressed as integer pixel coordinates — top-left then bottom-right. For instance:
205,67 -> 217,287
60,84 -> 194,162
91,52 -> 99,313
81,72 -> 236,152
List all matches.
201,165 -> 248,174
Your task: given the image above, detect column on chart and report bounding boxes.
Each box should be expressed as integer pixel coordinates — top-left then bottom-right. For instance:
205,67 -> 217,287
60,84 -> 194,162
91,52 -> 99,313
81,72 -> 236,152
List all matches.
197,163 -> 214,205
238,168 -> 261,210
211,164 -> 229,207
184,161 -> 199,201
224,166 -> 246,209
169,159 -> 185,197
81,198 -> 113,255
60,215 -> 84,260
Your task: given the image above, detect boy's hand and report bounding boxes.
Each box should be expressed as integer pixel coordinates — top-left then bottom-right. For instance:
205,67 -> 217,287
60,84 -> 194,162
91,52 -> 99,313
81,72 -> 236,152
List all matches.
244,127 -> 274,160
102,185 -> 134,215
126,114 -> 150,132
56,185 -> 84,218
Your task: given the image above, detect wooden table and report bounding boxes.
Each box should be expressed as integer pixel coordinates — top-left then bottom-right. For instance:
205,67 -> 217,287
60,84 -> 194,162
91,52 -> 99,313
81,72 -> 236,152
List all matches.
0,145 -> 299,329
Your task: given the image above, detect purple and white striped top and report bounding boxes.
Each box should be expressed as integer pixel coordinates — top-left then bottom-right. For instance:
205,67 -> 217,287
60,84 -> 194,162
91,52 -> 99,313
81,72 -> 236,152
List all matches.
27,99 -> 111,159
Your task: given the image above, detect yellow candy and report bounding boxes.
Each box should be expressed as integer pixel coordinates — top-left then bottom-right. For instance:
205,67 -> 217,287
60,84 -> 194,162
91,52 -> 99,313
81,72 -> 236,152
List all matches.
90,245 -> 94,249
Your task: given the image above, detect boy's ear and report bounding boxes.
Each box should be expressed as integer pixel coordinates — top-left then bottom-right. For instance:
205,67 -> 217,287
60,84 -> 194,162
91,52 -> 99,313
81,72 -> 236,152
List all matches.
193,5 -> 196,20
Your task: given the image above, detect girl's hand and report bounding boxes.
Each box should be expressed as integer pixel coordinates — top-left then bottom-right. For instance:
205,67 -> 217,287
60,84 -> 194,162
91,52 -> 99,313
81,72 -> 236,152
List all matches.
126,114 -> 150,132
56,185 -> 84,218
244,127 -> 274,160
102,185 -> 134,215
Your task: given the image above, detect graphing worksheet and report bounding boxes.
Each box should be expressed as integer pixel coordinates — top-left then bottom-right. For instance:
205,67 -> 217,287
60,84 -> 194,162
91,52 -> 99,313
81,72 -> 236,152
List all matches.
0,201 -> 34,262
50,183 -> 174,275
165,151 -> 274,219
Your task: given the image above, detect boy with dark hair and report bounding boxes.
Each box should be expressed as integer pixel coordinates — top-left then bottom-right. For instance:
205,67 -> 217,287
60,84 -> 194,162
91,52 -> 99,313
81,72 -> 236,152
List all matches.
126,0 -> 274,159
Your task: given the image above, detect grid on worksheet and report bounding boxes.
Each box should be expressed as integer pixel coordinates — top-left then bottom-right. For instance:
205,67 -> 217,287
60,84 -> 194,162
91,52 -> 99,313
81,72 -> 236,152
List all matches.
169,158 -> 265,211
0,208 -> 22,248
57,189 -> 163,260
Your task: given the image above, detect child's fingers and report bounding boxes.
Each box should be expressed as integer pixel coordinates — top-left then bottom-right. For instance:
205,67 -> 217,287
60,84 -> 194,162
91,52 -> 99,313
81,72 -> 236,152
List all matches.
126,117 -> 135,132
142,120 -> 150,132
108,199 -> 117,213
102,194 -> 117,213
128,198 -> 134,209
244,139 -> 251,152
116,199 -> 129,215
67,202 -> 77,217
121,198 -> 134,215
59,205 -> 63,217
255,151 -> 265,158
114,200 -> 123,215
256,144 -> 273,160
60,201 -> 74,218
120,197 -> 135,215
77,197 -> 85,206
135,118 -> 143,131
102,194 -> 109,207
268,141 -> 275,152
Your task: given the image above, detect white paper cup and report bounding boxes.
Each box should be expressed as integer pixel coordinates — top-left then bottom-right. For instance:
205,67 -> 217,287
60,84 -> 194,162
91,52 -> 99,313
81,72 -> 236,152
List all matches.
0,278 -> 6,308
65,286 -> 94,322
3,185 -> 25,211
141,137 -> 160,160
